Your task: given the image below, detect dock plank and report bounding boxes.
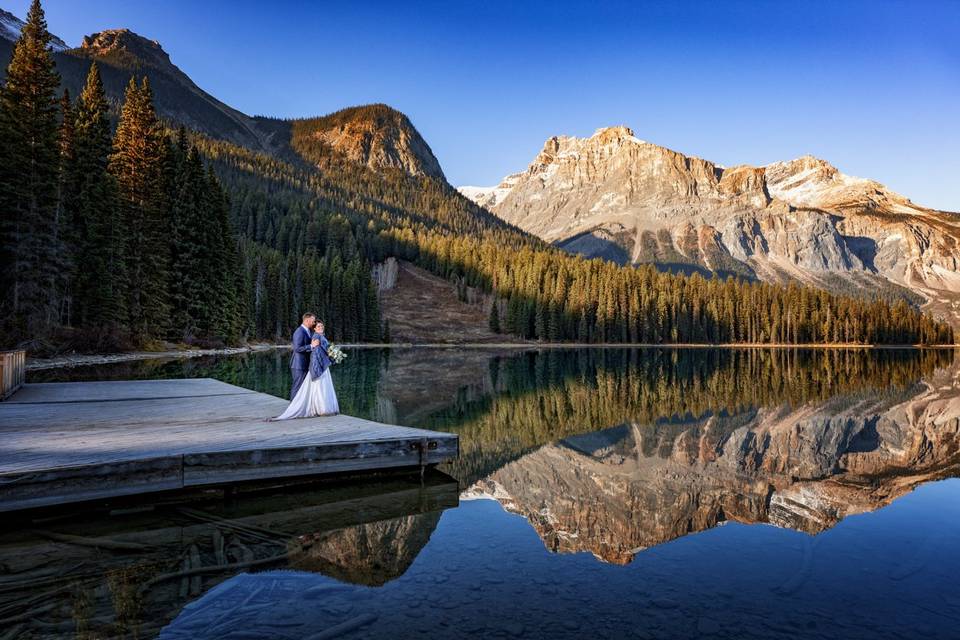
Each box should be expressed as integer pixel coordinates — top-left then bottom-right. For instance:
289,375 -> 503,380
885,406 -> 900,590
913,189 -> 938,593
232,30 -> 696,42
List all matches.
0,378 -> 458,511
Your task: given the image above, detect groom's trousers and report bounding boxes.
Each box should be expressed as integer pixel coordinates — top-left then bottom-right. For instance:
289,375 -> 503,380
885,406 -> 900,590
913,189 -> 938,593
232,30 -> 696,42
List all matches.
291,368 -> 308,399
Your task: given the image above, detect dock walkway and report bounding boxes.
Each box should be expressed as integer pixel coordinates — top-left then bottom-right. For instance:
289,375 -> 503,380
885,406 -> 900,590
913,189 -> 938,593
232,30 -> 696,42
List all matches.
0,378 -> 458,512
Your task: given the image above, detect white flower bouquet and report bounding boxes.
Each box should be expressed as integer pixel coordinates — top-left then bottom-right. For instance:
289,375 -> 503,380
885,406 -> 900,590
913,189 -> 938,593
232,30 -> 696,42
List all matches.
327,343 -> 347,365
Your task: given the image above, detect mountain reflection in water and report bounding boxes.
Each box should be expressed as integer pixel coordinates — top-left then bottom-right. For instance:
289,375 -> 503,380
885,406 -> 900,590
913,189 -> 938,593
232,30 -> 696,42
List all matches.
26,347 -> 960,639
0,475 -> 458,639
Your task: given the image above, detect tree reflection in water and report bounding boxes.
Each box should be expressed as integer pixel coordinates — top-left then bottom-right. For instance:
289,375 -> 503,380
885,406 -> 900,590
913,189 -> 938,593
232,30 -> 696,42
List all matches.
23,347 -> 960,639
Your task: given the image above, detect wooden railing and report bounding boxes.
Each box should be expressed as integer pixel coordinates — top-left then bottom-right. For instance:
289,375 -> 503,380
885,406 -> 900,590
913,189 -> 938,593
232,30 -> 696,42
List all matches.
0,350 -> 25,401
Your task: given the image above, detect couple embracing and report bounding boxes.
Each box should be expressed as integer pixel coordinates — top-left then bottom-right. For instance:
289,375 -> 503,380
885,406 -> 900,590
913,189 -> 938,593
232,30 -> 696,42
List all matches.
274,312 -> 340,420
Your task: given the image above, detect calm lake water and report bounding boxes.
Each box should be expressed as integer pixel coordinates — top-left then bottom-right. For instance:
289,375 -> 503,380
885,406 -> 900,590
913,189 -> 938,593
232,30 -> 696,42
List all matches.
7,347 -> 960,639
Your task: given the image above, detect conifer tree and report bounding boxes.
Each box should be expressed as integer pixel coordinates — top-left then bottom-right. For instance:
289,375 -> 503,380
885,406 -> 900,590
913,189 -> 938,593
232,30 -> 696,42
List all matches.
57,89 -> 76,323
168,145 -> 207,338
0,0 -> 63,337
207,167 -> 242,342
488,298 -> 500,333
111,76 -> 171,337
68,63 -> 125,330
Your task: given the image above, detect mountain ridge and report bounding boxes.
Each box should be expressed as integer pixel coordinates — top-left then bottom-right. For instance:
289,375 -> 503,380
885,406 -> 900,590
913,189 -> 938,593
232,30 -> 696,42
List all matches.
458,126 -> 960,325
0,11 -> 446,184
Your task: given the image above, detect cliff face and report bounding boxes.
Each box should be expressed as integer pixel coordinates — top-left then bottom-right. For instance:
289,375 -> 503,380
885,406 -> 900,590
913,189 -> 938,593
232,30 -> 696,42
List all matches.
466,363 -> 960,563
459,127 -> 960,324
291,104 -> 446,181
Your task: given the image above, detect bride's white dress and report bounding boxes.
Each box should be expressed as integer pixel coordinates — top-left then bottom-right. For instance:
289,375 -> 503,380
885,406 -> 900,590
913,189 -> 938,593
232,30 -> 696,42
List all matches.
275,369 -> 339,419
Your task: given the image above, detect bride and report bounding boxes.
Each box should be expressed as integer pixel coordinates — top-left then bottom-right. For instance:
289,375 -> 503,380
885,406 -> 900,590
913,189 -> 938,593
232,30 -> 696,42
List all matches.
274,320 -> 339,419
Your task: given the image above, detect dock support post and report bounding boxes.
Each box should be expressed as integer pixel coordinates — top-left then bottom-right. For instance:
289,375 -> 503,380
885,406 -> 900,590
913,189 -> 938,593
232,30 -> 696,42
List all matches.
419,437 -> 428,483
0,350 -> 25,401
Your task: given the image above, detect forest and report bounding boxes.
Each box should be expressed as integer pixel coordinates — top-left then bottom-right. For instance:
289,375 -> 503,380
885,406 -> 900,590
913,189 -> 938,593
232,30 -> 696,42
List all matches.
0,1 -> 381,350
0,1 -> 954,352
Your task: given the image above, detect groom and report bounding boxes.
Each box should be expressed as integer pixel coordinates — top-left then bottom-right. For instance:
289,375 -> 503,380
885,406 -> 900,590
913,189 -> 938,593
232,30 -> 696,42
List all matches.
290,312 -> 321,399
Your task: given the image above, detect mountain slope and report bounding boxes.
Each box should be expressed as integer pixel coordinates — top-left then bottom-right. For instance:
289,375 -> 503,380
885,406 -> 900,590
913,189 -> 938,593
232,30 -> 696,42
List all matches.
290,104 -> 445,180
0,23 -> 284,152
0,18 -> 448,185
377,259 -> 505,344
459,127 -> 960,324
0,7 -> 65,50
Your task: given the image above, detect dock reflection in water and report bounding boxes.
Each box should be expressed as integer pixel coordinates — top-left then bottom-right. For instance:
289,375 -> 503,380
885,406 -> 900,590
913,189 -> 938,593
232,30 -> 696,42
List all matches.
26,347 -> 960,639
0,474 -> 458,639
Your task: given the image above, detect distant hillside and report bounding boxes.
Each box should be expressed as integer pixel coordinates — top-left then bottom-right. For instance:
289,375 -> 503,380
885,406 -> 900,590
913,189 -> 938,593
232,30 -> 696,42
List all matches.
377,259 -> 506,344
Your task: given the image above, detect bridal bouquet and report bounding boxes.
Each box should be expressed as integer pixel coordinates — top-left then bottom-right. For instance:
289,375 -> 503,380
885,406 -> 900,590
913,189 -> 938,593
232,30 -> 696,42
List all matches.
327,343 -> 347,365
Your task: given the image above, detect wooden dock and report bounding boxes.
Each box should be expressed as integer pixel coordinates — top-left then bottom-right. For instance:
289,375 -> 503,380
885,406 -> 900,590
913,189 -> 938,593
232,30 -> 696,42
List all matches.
0,378 -> 459,512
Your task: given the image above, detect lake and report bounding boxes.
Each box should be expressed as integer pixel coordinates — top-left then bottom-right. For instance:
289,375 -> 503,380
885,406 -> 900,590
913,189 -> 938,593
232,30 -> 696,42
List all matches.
6,347 -> 960,639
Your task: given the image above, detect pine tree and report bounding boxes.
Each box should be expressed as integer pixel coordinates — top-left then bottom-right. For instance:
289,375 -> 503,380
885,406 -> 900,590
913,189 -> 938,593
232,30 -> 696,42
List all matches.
111,76 -> 171,338
0,0 -> 63,338
67,63 -> 125,331
168,145 -> 207,339
57,89 -> 76,324
577,308 -> 589,343
488,298 -> 500,333
207,167 -> 242,342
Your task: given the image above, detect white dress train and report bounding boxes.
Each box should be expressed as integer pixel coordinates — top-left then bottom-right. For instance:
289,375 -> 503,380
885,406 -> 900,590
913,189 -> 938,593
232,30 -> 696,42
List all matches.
275,369 -> 339,419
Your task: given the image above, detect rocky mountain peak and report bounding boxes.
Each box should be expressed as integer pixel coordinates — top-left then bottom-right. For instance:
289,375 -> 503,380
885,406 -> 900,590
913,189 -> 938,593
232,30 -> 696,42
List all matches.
80,29 -> 172,70
291,103 -> 446,181
459,125 -> 960,326
717,165 -> 771,207
763,154 -> 914,212
592,125 -> 640,145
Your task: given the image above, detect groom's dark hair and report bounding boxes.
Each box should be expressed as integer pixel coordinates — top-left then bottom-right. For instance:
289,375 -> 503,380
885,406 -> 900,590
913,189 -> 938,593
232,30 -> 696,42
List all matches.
302,312 -> 316,321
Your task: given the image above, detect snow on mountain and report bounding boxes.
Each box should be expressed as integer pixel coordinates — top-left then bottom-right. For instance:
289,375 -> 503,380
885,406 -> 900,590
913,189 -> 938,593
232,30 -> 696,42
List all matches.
0,8 -> 68,50
458,173 -> 522,208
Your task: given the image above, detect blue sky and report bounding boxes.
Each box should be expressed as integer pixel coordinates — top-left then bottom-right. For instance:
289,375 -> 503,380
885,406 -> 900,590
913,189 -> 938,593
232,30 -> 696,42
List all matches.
11,0 -> 960,210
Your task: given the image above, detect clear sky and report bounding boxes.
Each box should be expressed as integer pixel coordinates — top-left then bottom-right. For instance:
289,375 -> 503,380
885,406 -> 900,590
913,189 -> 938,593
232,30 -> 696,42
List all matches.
10,0 -> 960,210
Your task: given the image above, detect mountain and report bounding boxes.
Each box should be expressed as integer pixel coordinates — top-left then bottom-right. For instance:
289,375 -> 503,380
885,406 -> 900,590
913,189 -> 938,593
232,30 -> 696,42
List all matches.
459,126 -> 960,325
290,104 -> 446,180
0,17 -> 443,179
0,7 -> 65,50
0,21 -> 285,153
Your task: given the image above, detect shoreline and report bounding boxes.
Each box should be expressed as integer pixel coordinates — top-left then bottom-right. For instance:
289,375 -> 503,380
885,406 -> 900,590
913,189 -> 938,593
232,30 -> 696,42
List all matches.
24,341 -> 959,371
25,344 -> 282,371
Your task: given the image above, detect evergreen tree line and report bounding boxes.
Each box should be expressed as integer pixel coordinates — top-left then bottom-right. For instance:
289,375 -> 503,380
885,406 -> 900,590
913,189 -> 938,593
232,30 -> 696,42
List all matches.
0,1 -> 242,348
421,238 -> 956,346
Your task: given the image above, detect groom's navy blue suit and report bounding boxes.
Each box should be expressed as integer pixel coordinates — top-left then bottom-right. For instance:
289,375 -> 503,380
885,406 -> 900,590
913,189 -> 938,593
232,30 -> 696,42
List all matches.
290,325 -> 313,399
